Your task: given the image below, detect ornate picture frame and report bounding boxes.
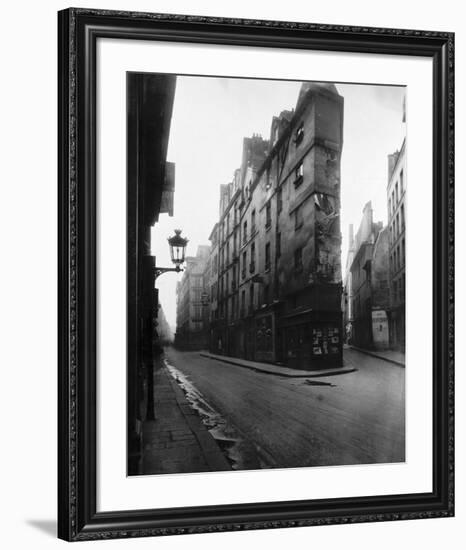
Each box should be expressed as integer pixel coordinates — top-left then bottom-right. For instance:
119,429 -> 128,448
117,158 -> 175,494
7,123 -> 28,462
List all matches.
58,7 -> 454,541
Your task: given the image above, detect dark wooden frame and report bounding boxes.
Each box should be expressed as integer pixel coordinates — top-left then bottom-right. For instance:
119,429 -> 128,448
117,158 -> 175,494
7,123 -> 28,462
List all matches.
58,7 -> 454,542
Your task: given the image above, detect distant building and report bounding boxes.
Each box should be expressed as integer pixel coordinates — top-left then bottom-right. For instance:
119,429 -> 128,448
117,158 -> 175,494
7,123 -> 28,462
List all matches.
156,305 -> 174,345
206,81 -> 345,369
175,245 -> 211,350
349,202 -> 390,350
387,138 -> 406,351
342,224 -> 355,343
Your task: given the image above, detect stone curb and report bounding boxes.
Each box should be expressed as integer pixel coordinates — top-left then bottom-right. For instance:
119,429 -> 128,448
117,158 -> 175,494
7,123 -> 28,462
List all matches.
348,346 -> 405,367
199,352 -> 356,378
164,368 -> 232,471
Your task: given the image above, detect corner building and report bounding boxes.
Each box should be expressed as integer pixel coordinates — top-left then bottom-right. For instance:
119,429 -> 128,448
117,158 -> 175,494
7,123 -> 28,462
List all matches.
209,82 -> 344,370
387,139 -> 406,351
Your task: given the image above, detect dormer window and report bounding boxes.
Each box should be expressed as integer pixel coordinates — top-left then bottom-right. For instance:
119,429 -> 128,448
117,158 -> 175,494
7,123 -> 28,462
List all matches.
295,122 -> 304,145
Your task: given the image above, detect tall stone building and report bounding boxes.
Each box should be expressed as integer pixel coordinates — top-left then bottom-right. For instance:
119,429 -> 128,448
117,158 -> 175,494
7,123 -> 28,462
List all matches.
175,245 -> 211,350
387,138 -> 406,351
349,202 -> 390,350
342,224 -> 355,343
127,72 -> 176,473
206,81 -> 345,369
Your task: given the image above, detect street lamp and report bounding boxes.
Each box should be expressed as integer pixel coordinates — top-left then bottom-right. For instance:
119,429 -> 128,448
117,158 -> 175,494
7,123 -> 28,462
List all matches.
146,229 -> 188,421
154,229 -> 189,279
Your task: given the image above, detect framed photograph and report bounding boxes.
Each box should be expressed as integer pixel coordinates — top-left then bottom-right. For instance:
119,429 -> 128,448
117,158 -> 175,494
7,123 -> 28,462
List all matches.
58,8 -> 454,541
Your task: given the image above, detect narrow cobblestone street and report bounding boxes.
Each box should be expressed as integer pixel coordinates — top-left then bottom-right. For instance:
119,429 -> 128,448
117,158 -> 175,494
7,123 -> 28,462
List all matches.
158,346 -> 405,471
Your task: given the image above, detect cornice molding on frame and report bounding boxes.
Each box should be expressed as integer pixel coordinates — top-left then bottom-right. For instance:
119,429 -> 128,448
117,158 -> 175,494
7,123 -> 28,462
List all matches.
58,7 -> 454,542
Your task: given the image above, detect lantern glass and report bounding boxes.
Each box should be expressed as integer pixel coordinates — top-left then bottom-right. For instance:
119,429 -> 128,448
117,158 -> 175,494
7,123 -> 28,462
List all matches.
167,229 -> 188,268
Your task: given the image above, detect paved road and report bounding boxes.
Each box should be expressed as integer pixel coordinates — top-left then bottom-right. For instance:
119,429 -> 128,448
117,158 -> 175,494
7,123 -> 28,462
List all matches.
164,348 -> 405,470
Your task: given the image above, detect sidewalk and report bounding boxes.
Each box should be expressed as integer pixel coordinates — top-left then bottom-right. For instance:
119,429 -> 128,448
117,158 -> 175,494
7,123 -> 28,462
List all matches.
200,352 -> 356,378
348,345 -> 405,367
142,361 -> 231,475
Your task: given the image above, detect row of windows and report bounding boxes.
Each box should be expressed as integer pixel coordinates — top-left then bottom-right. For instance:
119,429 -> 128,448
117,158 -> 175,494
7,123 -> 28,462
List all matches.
388,168 -> 404,217
221,153 -> 307,252
239,235 -> 284,280
390,238 -> 406,273
389,202 -> 405,244
392,273 -> 405,304
215,282 -> 277,321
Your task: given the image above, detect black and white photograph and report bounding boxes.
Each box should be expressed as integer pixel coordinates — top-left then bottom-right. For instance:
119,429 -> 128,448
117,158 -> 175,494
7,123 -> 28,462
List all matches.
127,72 -> 407,476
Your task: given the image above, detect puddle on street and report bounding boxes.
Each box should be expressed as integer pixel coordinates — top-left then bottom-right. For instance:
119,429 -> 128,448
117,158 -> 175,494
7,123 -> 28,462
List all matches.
304,379 -> 336,387
165,360 -> 262,470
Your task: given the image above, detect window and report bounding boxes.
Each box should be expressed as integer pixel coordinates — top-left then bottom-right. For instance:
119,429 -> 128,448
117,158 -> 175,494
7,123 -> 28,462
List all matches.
295,204 -> 303,230
277,187 -> 282,214
251,209 -> 256,233
401,203 -> 405,230
232,266 -> 236,290
295,122 -> 304,145
388,198 -> 392,218
266,202 -> 271,228
263,284 -> 270,304
396,213 -> 400,237
400,169 -> 404,192
276,232 -> 281,258
391,191 -> 395,213
401,238 -> 405,265
250,242 -> 256,273
241,290 -> 246,316
365,261 -> 372,283
249,285 -> 254,312
242,251 -> 247,279
294,162 -> 304,187
294,247 -> 303,271
265,243 -> 271,271
395,182 -> 399,203
243,220 -> 247,244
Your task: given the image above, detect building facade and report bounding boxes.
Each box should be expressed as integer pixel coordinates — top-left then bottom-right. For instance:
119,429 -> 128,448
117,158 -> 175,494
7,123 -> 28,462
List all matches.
387,139 -> 406,351
127,73 -> 176,474
342,224 -> 355,343
349,202 -> 390,350
201,82 -> 345,370
175,245 -> 211,350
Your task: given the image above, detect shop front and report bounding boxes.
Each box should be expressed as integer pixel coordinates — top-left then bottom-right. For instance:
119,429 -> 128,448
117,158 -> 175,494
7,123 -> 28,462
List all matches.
280,309 -> 343,370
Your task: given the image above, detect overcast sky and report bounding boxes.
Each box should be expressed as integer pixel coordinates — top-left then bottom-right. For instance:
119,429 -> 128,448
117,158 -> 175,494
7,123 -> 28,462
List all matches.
151,75 -> 406,329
